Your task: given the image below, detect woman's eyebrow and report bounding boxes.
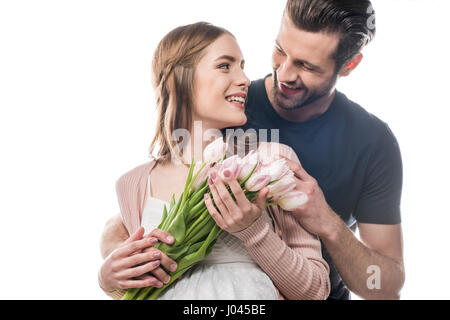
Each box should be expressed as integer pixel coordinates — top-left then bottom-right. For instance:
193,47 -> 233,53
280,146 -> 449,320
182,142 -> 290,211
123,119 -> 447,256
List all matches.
214,55 -> 236,62
215,55 -> 245,68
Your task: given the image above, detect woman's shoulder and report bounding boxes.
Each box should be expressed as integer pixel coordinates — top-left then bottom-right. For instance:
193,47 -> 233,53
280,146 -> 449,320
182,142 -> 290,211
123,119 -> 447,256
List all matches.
257,141 -> 300,164
114,158 -> 158,235
115,159 -> 157,191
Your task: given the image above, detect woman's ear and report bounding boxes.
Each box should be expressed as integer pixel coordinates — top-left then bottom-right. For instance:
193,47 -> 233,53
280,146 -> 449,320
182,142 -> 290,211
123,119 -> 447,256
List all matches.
339,53 -> 363,77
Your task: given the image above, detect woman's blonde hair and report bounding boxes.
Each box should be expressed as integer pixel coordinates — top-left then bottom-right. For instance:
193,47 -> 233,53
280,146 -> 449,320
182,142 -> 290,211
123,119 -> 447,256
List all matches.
149,22 -> 232,161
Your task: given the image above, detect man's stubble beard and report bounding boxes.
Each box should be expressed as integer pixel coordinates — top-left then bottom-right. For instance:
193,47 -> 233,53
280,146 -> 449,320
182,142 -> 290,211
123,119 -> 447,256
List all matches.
272,70 -> 337,111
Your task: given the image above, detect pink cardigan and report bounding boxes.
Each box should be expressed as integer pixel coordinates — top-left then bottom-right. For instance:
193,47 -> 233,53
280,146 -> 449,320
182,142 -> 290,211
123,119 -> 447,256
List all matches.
114,143 -> 330,300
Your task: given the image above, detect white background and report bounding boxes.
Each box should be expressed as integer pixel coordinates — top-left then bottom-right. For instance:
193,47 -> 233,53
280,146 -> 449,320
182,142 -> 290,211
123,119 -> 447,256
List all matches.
0,0 -> 449,299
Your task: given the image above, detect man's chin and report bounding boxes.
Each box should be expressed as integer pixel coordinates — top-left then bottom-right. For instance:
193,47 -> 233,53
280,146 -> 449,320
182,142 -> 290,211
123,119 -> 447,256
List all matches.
274,96 -> 308,110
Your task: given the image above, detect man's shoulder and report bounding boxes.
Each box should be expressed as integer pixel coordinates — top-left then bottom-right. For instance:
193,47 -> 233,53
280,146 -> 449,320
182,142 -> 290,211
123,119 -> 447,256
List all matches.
247,76 -> 269,105
335,91 -> 396,144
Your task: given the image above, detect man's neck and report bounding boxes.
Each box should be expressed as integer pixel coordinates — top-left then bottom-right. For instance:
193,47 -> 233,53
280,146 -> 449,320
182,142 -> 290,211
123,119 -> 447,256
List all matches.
265,76 -> 335,123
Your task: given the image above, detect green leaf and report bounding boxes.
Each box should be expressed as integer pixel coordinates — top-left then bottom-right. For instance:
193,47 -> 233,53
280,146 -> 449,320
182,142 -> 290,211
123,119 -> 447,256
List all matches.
157,204 -> 168,229
239,162 -> 259,186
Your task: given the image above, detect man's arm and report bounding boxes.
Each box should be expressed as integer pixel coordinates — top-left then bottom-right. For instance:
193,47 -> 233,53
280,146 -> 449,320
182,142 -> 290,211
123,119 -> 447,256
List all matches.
100,214 -> 129,259
282,157 -> 405,299
321,215 -> 404,299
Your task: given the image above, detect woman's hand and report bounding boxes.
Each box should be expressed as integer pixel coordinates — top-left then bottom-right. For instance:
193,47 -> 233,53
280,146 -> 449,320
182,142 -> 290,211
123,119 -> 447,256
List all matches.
204,170 -> 269,233
99,227 -> 178,292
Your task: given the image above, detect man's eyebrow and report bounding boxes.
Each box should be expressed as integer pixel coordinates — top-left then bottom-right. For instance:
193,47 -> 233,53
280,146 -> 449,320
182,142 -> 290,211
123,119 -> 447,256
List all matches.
215,55 -> 245,67
275,40 -> 323,73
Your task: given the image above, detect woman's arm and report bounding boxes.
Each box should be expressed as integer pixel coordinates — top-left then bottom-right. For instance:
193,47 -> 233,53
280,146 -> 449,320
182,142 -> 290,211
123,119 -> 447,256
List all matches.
204,171 -> 330,299
232,208 -> 330,300
204,141 -> 330,299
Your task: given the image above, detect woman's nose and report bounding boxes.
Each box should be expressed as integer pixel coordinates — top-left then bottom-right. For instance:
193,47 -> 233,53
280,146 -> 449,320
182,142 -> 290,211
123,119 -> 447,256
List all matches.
237,69 -> 251,88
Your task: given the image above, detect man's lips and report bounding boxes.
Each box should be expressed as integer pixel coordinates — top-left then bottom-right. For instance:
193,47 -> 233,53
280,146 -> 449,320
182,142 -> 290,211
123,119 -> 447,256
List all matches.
279,83 -> 304,96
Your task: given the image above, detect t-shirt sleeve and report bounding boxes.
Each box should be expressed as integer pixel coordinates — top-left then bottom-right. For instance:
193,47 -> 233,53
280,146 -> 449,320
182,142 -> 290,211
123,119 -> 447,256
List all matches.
354,123 -> 403,224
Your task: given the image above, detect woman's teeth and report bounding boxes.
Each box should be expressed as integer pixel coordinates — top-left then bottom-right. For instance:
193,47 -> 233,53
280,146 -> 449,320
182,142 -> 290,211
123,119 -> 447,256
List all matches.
226,96 -> 245,104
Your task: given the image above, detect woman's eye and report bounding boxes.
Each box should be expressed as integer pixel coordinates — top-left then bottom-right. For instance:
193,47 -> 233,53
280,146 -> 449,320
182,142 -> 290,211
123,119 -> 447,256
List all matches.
218,63 -> 230,70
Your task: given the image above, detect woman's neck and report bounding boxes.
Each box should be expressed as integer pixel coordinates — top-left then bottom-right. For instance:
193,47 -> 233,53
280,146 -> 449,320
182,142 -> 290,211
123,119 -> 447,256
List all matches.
178,120 -> 224,165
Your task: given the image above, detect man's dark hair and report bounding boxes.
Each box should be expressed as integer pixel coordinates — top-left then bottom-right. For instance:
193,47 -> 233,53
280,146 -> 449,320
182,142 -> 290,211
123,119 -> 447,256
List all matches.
285,0 -> 375,72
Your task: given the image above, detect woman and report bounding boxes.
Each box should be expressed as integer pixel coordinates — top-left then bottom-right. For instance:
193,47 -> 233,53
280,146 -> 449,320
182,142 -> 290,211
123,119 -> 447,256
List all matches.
98,22 -> 330,300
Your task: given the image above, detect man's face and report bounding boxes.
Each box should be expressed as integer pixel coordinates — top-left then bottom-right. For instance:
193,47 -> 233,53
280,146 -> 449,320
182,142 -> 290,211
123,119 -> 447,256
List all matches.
271,14 -> 341,110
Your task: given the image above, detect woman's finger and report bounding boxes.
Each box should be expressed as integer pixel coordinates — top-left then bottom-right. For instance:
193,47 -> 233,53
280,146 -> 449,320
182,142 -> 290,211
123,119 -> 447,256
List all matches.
117,248 -> 160,269
124,226 -> 145,244
208,175 -> 229,218
210,172 -> 239,215
118,274 -> 163,289
135,267 -> 162,288
204,193 -> 226,229
147,228 -> 175,245
158,251 -> 178,274
149,266 -> 172,285
117,237 -> 156,258
254,187 -> 270,210
225,177 -> 250,208
117,259 -> 161,281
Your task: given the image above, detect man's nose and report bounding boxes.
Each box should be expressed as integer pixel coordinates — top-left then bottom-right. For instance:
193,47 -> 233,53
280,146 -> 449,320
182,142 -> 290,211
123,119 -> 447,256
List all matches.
276,59 -> 298,84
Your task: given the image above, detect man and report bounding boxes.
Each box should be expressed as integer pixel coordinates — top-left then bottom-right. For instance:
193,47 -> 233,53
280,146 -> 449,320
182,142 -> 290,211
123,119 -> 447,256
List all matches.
100,0 -> 404,300
233,0 -> 404,299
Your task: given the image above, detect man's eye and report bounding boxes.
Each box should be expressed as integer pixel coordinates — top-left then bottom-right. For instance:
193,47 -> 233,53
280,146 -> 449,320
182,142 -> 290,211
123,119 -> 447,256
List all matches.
218,63 -> 230,70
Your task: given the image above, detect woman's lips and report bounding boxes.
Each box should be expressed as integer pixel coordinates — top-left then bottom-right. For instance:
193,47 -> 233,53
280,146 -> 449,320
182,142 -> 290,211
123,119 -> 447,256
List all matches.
279,83 -> 303,96
228,100 -> 245,109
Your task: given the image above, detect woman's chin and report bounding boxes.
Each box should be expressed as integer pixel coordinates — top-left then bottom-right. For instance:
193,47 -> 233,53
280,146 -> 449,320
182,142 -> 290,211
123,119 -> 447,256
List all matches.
222,114 -> 247,129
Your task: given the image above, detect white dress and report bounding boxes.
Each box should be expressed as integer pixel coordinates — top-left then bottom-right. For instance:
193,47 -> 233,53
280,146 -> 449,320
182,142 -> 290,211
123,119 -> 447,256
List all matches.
141,175 -> 278,300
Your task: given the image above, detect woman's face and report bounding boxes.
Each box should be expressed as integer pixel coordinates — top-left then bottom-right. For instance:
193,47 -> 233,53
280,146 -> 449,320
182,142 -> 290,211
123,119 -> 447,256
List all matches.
192,34 -> 250,130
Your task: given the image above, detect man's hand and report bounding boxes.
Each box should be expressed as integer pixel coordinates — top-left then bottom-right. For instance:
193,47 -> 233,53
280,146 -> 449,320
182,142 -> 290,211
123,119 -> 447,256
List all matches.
281,157 -> 405,299
281,157 -> 340,239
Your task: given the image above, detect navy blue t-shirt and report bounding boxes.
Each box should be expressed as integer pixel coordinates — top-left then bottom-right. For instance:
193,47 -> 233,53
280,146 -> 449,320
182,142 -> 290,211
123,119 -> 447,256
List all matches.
229,76 -> 403,300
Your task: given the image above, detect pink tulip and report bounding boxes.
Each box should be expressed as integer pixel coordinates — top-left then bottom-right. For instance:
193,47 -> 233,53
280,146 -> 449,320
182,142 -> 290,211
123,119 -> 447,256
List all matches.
237,150 -> 261,181
259,158 -> 291,182
218,155 -> 242,180
278,191 -> 309,211
244,172 -> 272,192
267,174 -> 297,198
203,137 -> 227,164
191,162 -> 210,190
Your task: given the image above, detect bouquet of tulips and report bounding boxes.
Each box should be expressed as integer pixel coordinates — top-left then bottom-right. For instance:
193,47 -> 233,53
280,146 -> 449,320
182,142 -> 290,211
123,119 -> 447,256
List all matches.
122,139 -> 308,300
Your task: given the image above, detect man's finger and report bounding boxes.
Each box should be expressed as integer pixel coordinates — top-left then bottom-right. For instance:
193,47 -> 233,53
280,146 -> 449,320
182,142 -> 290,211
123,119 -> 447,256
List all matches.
282,157 -> 312,181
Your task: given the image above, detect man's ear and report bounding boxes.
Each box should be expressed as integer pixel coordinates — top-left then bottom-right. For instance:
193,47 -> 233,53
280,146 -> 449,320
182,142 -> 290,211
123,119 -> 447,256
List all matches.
339,53 -> 363,77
